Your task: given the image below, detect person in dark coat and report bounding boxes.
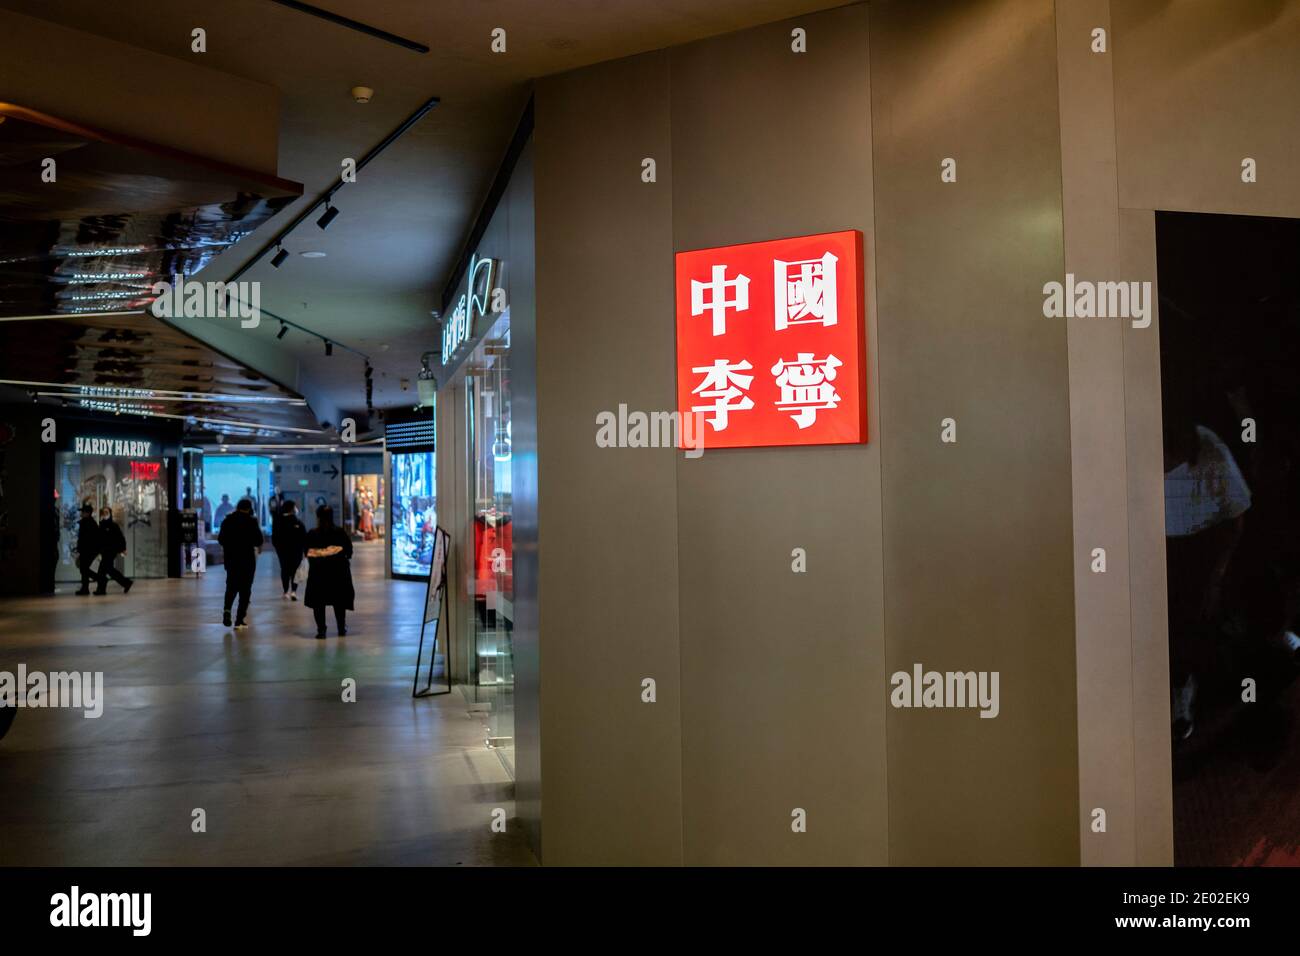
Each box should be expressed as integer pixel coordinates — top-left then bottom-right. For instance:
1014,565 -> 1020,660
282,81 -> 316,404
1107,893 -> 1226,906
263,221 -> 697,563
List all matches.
74,504 -> 100,595
94,506 -> 133,595
218,498 -> 263,629
304,505 -> 354,639
272,499 -> 307,600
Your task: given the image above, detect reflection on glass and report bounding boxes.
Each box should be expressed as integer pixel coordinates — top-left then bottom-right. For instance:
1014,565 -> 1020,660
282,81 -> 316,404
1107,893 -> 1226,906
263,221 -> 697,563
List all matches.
390,451 -> 435,577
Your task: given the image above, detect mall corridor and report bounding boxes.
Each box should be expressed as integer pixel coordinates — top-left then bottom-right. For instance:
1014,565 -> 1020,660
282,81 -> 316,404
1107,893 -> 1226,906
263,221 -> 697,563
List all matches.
0,544 -> 532,866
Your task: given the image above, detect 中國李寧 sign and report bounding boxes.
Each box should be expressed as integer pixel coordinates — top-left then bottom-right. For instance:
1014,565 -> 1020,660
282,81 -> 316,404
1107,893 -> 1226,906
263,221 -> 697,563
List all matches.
674,230 -> 866,450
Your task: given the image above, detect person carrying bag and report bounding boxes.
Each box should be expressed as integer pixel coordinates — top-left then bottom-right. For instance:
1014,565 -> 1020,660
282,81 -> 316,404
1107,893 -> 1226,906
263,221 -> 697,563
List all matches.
304,505 -> 354,639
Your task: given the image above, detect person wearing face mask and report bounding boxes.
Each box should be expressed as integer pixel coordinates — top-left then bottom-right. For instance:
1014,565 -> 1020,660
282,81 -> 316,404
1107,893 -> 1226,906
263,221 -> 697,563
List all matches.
94,506 -> 133,595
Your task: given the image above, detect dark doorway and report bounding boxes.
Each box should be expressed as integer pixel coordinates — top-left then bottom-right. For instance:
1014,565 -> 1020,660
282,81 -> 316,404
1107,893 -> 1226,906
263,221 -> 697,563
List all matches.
1158,210 -> 1300,866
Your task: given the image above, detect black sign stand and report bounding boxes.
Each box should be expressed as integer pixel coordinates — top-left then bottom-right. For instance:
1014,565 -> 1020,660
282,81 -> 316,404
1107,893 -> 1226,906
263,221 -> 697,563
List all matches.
413,526 -> 451,697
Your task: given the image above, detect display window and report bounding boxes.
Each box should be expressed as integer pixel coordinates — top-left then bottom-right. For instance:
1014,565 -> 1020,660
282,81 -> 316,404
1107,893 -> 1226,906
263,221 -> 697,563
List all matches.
464,310 -> 514,763
344,473 -> 385,541
203,455 -> 273,532
56,451 -> 170,582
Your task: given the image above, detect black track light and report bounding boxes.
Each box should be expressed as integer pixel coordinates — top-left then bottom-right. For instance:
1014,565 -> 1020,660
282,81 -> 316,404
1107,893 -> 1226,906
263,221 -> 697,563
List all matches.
277,322 -> 288,339
271,245 -> 290,268
324,340 -> 333,356
316,203 -> 340,230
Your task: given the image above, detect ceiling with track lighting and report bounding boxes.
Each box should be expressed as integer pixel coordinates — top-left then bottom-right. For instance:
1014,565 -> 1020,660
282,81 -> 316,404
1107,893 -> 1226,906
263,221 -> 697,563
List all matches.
0,0 -> 850,434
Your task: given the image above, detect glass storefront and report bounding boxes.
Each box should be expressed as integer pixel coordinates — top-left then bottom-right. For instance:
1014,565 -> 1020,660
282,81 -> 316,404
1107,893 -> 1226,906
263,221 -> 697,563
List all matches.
465,310 -> 514,764
344,472 -> 385,541
203,454 -> 273,532
56,452 -> 170,582
390,450 -> 436,579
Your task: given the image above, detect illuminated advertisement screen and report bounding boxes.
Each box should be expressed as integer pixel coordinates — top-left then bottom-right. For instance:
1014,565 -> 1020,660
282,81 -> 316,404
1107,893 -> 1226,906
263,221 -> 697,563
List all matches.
390,451 -> 435,578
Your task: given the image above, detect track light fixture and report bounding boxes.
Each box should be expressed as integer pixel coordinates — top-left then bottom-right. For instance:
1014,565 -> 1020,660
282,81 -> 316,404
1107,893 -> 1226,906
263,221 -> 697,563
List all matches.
271,245 -> 289,268
316,203 -> 340,230
324,340 -> 333,356
277,322 -> 288,339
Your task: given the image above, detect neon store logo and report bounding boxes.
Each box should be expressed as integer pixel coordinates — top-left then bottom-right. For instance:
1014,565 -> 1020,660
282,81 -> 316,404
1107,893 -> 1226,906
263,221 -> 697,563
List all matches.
674,230 -> 867,450
440,253 -> 498,365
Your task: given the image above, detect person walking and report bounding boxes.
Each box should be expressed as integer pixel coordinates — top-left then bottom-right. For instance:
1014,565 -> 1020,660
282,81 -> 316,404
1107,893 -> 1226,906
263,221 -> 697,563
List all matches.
94,507 -> 133,595
304,505 -> 354,639
218,498 -> 263,629
272,499 -> 307,600
213,493 -> 234,530
73,504 -> 100,596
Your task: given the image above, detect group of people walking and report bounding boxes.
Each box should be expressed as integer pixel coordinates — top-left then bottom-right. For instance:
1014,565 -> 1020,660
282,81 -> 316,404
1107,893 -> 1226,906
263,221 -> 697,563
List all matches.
73,504 -> 133,596
219,497 -> 355,639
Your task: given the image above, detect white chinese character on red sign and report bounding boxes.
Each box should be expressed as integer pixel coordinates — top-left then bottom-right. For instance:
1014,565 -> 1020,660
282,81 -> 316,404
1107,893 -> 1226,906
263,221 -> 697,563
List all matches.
691,359 -> 755,431
771,353 -> 842,429
774,252 -> 838,330
691,264 -> 751,336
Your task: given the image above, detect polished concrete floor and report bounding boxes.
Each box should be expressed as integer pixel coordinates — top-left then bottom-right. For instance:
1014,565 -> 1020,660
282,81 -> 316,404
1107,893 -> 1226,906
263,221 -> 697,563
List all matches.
0,542 -> 535,866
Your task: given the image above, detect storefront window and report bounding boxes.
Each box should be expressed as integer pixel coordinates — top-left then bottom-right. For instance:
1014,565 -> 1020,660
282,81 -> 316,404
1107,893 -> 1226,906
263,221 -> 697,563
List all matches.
56,452 -> 169,582
204,455 -> 273,532
466,311 -> 514,765
344,472 -> 385,541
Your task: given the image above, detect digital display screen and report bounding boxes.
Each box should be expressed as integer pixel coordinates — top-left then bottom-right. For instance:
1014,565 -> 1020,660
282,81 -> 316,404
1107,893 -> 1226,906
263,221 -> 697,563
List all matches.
390,451 -> 435,578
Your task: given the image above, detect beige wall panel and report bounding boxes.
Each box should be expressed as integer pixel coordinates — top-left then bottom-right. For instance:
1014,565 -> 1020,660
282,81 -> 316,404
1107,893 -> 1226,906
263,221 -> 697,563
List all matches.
1112,0 -> 1300,218
1055,0 -> 1137,865
533,52 -> 684,865
870,0 -> 1080,864
670,5 -> 887,866
1119,207 -> 1174,866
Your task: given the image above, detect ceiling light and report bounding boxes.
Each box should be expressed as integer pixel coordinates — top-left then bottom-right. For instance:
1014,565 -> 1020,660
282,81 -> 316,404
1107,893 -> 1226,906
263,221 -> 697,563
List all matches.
352,86 -> 374,103
316,204 -> 340,230
324,340 -> 334,356
300,251 -> 328,258
277,322 -> 288,339
271,245 -> 290,268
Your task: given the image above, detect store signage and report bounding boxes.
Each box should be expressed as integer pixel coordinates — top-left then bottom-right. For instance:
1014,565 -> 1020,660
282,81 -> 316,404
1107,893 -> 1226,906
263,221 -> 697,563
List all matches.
440,253 -> 498,366
74,436 -> 153,457
674,230 -> 866,449
130,461 -> 162,480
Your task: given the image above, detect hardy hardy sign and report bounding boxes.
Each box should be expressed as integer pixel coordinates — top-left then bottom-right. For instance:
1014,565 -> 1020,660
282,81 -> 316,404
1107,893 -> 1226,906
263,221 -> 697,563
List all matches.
675,230 -> 866,449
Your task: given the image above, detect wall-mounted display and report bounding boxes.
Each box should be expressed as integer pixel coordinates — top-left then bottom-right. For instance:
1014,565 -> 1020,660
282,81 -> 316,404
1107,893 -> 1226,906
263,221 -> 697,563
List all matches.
390,451 -> 435,579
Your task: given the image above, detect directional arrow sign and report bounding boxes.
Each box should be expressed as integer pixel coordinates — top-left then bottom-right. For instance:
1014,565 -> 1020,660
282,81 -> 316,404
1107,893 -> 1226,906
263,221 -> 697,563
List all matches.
325,464 -> 340,480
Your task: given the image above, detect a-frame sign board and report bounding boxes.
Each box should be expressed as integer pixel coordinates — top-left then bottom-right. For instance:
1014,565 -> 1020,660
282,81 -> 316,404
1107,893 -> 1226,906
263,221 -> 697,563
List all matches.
413,526 -> 451,697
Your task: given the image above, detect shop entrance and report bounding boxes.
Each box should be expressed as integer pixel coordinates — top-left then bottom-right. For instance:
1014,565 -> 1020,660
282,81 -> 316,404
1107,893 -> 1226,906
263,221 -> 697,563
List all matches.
1158,210 -> 1300,866
464,310 -> 514,768
56,452 -> 170,582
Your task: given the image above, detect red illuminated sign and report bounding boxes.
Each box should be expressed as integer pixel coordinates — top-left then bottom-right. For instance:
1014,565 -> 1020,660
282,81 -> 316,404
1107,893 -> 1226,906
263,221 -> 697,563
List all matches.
130,461 -> 162,480
675,230 -> 866,450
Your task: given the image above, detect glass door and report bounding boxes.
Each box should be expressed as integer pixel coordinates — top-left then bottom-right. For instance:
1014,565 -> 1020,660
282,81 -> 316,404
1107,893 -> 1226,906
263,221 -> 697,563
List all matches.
466,311 -> 514,769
